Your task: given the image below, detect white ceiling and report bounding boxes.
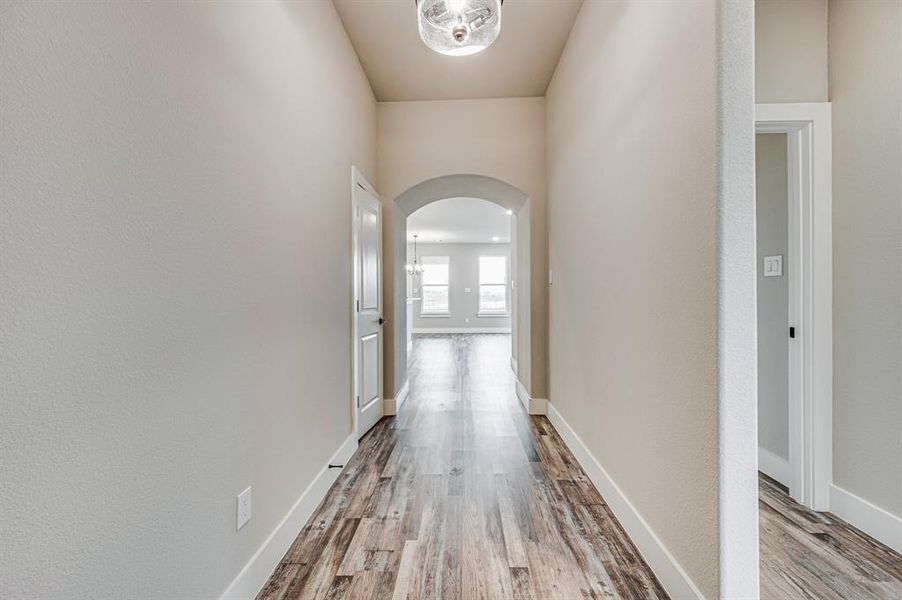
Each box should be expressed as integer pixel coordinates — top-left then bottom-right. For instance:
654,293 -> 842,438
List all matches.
333,0 -> 584,101
408,197 -> 511,244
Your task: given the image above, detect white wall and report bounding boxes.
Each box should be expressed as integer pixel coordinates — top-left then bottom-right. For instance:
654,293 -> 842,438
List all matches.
377,98 -> 546,397
829,0 -> 902,519
546,1 -> 729,596
410,243 -> 512,331
0,2 -> 375,598
755,0 -> 828,103
756,134 -> 789,461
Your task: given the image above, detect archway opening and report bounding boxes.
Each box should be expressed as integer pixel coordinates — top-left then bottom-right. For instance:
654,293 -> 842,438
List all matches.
385,174 -> 539,415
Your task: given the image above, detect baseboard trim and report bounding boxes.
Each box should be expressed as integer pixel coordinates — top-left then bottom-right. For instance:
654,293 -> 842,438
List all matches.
758,446 -> 790,488
384,379 -> 409,416
515,379 -> 546,415
830,484 -> 902,554
411,327 -> 511,334
546,402 -> 704,600
219,434 -> 358,600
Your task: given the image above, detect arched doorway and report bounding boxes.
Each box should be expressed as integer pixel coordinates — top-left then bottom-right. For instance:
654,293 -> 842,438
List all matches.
384,174 -> 543,415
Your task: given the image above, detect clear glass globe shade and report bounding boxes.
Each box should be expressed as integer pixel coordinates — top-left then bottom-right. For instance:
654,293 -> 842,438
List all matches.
417,0 -> 501,57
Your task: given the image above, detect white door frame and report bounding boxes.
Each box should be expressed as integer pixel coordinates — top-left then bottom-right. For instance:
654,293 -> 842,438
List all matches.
350,165 -> 383,439
756,102 -> 833,511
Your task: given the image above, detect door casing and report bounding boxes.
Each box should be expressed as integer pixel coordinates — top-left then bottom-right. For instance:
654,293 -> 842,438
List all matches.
756,102 -> 833,511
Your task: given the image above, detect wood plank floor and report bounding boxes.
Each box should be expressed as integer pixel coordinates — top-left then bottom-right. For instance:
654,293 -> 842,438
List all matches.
759,474 -> 902,599
258,333 -> 668,600
258,332 -> 902,599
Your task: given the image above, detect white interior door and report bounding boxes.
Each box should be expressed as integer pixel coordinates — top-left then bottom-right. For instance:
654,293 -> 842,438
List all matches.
353,177 -> 383,439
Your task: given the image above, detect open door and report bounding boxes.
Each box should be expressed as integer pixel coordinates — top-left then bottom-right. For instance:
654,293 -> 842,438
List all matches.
352,169 -> 383,439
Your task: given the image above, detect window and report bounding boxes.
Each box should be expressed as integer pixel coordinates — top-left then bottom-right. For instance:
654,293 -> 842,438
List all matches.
478,256 -> 508,315
420,256 -> 450,315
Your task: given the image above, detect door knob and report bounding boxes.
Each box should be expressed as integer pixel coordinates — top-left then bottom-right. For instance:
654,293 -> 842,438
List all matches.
378,317 -> 385,325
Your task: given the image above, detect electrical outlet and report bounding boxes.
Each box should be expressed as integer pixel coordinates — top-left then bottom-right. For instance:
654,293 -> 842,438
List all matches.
237,486 -> 252,531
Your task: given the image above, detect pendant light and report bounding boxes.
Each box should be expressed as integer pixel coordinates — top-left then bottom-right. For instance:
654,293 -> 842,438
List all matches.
406,235 -> 426,276
416,0 -> 502,57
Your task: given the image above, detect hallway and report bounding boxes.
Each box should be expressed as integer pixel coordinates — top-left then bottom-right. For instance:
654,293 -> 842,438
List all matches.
258,334 -> 667,599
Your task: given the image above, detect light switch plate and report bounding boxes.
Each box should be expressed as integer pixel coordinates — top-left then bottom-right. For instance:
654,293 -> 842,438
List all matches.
764,255 -> 783,277
237,486 -> 252,531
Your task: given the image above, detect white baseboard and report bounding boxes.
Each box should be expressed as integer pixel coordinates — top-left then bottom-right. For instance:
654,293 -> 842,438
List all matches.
830,484 -> 902,554
384,379 -> 409,416
412,327 -> 511,334
515,379 -> 546,415
546,402 -> 704,600
219,434 -> 358,600
758,446 -> 790,488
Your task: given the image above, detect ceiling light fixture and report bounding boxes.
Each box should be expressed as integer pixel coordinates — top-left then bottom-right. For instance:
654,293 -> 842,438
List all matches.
406,234 -> 426,276
506,209 -> 513,215
416,0 -> 502,57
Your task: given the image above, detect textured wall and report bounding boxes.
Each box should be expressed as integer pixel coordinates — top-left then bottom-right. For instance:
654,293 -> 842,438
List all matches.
0,2 -> 375,597
546,1 -> 724,596
756,134 -> 789,460
829,0 -> 902,518
755,0 -> 828,103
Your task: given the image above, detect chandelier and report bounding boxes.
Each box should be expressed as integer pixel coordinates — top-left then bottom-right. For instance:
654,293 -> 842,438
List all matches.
416,0 -> 502,57
406,234 -> 426,276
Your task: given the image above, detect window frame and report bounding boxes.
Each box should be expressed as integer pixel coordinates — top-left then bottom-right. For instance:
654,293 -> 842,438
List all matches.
477,255 -> 509,317
419,255 -> 451,317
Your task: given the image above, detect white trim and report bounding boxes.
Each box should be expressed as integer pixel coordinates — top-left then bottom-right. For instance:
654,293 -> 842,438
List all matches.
419,308 -> 451,317
383,379 -> 409,416
510,356 -> 518,375
515,378 -> 546,415
411,327 -> 511,334
757,447 -> 791,487
756,102 -> 833,511
219,435 -> 357,600
830,485 -> 902,554
547,403 -> 704,600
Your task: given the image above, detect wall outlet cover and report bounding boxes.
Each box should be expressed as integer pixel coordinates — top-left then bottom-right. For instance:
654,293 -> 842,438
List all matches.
764,255 -> 783,277
237,486 -> 252,531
